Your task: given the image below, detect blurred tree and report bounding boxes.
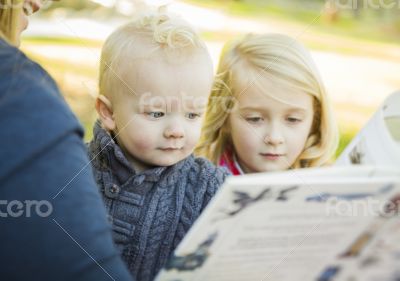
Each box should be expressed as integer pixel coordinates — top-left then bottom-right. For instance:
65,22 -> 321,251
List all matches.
323,0 -> 339,22
45,0 -> 100,11
352,0 -> 363,18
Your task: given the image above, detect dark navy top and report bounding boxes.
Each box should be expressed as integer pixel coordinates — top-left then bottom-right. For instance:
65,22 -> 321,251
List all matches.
0,38 -> 133,281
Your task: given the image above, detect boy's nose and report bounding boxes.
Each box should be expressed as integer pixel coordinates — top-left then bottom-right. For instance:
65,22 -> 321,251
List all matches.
164,123 -> 185,139
264,123 -> 284,145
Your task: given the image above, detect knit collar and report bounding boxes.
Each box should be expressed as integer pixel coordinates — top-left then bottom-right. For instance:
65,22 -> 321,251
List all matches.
91,120 -> 193,184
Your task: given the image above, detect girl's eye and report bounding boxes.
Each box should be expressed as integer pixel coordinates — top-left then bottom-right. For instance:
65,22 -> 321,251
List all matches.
287,117 -> 302,123
186,113 -> 201,120
245,117 -> 263,123
147,112 -> 165,119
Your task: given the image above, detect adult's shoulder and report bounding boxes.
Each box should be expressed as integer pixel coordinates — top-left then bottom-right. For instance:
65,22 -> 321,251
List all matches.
0,39 -> 83,181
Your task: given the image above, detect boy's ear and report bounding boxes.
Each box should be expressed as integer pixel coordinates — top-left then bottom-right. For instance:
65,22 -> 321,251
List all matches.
96,95 -> 116,131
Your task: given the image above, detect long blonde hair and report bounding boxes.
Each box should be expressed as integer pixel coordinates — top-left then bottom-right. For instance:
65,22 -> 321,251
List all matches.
195,33 -> 338,169
0,0 -> 23,45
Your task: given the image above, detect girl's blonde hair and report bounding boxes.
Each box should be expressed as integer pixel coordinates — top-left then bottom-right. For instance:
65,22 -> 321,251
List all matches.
196,33 -> 338,169
0,0 -> 23,45
99,7 -> 207,101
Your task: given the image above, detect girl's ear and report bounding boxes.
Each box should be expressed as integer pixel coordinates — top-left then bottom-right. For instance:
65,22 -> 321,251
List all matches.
96,95 -> 116,131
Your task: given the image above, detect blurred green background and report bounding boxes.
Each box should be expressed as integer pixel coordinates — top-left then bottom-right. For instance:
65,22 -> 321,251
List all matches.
21,0 -> 400,157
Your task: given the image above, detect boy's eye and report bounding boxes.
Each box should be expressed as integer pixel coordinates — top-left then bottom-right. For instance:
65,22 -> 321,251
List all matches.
186,113 -> 201,120
147,112 -> 165,118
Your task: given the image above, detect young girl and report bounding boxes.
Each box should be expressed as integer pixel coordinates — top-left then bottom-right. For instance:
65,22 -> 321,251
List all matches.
196,33 -> 338,174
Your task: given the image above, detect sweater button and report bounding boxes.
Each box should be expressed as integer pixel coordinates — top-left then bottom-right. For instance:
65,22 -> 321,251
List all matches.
105,184 -> 120,199
134,175 -> 145,185
110,184 -> 120,194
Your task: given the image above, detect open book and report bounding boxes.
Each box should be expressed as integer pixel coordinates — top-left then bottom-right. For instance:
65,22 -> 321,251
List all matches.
336,91 -> 400,166
155,91 -> 400,281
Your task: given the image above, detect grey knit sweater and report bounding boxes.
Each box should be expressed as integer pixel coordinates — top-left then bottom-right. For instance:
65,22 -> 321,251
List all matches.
87,122 -> 229,281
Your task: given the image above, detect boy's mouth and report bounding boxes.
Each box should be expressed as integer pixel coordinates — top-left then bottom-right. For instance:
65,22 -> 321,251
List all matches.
159,147 -> 183,151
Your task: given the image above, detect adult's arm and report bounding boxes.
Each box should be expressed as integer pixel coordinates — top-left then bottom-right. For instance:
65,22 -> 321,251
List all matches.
0,40 -> 134,281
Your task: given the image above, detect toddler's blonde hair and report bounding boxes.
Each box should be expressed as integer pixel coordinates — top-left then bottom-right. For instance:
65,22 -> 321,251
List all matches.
99,6 -> 207,101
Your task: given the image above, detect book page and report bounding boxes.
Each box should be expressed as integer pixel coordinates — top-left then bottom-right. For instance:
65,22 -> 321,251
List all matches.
231,166 -> 400,185
156,174 -> 400,281
336,91 -> 400,166
312,208 -> 400,281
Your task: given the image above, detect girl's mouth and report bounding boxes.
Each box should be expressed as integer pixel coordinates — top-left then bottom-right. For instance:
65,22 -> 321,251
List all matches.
260,153 -> 284,160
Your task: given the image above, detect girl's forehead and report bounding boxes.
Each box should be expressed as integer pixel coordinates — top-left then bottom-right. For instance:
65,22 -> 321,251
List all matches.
235,77 -> 314,111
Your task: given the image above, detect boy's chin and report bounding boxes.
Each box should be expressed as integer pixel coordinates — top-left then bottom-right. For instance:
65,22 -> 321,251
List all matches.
154,157 -> 187,167
139,149 -> 194,169
152,152 -> 193,167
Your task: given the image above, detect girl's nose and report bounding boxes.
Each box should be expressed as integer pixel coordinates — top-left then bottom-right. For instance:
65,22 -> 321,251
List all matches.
264,123 -> 284,145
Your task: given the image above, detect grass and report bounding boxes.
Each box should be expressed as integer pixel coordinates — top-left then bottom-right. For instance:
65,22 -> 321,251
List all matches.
184,0 -> 400,45
201,30 -> 398,59
23,36 -> 103,47
191,1 -> 400,61
27,52 -> 97,78
336,126 -> 358,158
